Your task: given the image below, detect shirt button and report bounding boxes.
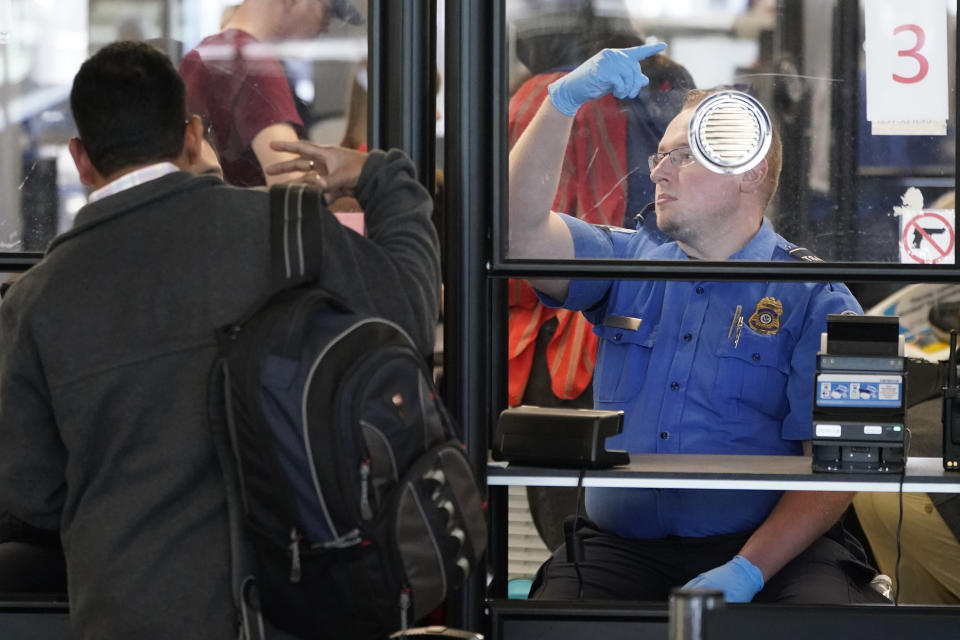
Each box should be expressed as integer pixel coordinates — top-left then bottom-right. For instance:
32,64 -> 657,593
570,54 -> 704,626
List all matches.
670,381 -> 680,390
683,333 -> 692,342
660,431 -> 669,439
695,286 -> 704,294
613,332 -> 622,341
752,353 -> 761,361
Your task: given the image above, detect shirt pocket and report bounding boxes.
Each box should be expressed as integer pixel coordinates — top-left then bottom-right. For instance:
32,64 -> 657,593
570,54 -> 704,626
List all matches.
713,329 -> 791,418
594,319 -> 657,405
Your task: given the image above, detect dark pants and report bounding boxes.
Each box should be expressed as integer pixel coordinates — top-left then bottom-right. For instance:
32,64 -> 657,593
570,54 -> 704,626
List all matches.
529,519 -> 890,604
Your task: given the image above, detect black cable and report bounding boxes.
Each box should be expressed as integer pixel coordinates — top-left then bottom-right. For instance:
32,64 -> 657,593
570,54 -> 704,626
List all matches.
571,467 -> 586,600
893,465 -> 905,606
632,201 -> 656,229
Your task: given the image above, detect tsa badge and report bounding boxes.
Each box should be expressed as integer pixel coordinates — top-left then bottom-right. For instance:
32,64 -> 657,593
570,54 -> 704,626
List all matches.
748,297 -> 782,334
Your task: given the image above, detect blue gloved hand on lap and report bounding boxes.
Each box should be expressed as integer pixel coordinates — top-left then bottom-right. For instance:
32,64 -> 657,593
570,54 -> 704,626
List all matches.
681,554 -> 764,603
547,43 -> 667,117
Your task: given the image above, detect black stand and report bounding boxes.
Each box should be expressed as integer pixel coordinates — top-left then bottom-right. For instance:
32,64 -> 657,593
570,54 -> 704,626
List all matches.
941,330 -> 960,471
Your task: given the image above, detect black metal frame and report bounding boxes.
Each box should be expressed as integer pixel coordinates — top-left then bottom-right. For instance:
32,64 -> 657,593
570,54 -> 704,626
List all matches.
368,0 -> 437,195
490,259 -> 960,283
441,0 -> 508,631
370,8 -> 502,629
830,0 -> 863,262
487,599 -> 960,640
0,254 -> 44,272
769,0 -> 811,247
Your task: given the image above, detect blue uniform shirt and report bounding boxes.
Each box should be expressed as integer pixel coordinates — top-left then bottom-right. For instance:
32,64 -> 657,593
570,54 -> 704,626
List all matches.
538,214 -> 862,539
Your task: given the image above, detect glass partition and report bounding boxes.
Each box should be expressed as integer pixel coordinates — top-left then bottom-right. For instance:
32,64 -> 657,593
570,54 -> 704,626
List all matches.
497,4 -> 960,611
502,0 -> 958,273
0,0 -> 368,254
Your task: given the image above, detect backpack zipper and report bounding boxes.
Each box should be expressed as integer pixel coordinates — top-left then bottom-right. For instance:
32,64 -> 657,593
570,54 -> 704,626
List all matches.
289,527 -> 302,583
289,525 -> 362,580
399,588 -> 411,631
359,458 -> 373,520
347,348 -> 423,515
302,317 -> 390,535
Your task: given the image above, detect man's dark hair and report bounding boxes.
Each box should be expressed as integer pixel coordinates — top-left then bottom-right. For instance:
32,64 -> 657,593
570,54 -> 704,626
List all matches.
70,41 -> 188,177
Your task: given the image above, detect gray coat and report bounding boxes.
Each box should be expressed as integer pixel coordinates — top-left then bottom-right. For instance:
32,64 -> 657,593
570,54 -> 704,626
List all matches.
0,150 -> 440,639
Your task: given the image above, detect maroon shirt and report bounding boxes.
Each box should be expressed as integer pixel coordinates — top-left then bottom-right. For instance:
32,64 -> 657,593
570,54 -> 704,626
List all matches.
180,30 -> 304,187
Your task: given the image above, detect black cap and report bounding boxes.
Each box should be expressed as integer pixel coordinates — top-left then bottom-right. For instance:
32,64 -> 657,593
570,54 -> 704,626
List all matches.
331,0 -> 364,25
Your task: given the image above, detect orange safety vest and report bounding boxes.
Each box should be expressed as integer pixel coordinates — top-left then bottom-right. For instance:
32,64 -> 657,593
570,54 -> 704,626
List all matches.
507,71 -> 630,405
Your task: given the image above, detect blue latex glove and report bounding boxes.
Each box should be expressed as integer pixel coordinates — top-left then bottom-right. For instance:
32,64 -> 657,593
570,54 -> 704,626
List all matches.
682,555 -> 764,603
547,43 -> 667,116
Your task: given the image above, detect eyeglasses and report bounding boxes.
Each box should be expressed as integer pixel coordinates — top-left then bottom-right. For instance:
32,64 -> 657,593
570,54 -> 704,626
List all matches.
647,147 -> 697,172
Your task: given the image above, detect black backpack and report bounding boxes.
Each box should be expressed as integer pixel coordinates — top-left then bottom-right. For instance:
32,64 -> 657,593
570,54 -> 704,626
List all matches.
210,184 -> 487,640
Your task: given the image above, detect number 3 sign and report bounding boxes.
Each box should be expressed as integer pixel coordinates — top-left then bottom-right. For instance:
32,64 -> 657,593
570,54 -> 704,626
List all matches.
864,0 -> 949,136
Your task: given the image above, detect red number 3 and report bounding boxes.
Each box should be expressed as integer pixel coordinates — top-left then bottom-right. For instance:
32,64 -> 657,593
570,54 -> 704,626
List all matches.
892,24 -> 929,84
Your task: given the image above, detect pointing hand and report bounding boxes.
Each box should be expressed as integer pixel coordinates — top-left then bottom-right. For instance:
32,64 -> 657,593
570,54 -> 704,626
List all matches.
547,44 -> 667,117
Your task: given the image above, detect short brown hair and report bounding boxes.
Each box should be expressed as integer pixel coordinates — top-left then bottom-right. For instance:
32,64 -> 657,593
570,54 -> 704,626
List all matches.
682,88 -> 782,211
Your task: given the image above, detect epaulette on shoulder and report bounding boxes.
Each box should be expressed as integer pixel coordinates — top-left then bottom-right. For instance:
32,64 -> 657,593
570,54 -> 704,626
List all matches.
785,245 -> 823,262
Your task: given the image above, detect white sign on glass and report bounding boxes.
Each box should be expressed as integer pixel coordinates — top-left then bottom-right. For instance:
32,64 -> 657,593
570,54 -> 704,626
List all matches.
864,0 -> 949,135
898,187 -> 956,264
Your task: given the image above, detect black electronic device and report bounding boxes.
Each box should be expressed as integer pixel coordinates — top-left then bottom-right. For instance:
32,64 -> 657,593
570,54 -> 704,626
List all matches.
811,315 -> 907,473
492,406 -> 629,469
940,330 -> 960,471
825,314 -> 900,356
810,421 -> 907,473
487,600 -> 668,640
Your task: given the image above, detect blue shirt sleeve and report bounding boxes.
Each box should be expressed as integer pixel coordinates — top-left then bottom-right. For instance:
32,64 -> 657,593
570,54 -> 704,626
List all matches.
536,213 -> 667,312
534,214 -> 614,312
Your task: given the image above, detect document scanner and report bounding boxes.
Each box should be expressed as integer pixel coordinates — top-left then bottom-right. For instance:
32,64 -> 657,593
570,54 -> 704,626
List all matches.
811,315 -> 907,473
492,406 -> 629,469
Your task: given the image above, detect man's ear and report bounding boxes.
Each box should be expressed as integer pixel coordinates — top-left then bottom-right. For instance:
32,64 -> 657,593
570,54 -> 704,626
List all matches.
68,137 -> 101,187
181,114 -> 205,166
738,158 -> 768,195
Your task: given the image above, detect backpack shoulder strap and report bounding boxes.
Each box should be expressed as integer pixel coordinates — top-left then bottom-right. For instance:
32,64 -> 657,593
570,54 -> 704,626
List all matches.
268,184 -> 325,287
216,185 -> 326,339
211,185 -> 328,639
207,360 -> 267,640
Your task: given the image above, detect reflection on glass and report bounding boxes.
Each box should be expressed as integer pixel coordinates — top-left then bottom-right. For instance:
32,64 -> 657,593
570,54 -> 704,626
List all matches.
505,0 -> 957,264
1,1 -> 87,251
180,1 -> 365,187
0,0 -> 367,252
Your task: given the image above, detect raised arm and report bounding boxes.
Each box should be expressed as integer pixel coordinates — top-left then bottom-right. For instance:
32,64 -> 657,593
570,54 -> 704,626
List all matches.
265,142 -> 440,355
508,99 -> 576,300
252,123 -> 312,185
508,44 -> 666,301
